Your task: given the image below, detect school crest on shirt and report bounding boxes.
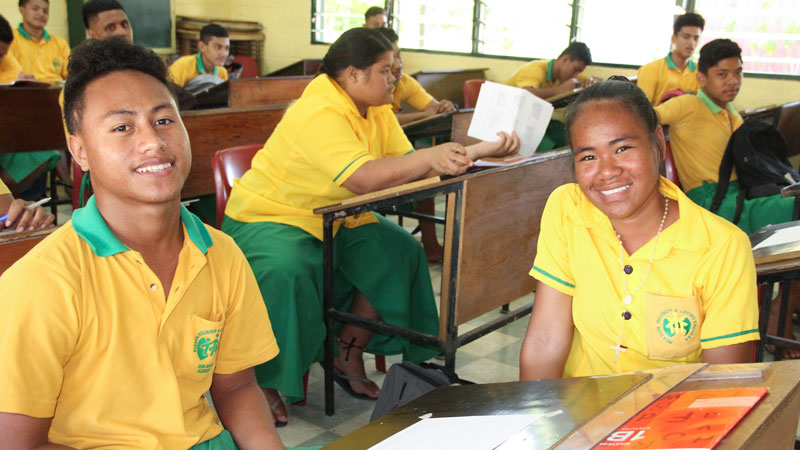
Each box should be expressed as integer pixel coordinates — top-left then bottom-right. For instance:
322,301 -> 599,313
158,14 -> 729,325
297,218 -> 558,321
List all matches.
193,328 -> 221,373
655,308 -> 698,344
53,59 -> 61,69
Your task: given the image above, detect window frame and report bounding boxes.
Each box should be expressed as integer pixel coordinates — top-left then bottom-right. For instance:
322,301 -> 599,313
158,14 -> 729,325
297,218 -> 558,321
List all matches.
309,0 -> 798,80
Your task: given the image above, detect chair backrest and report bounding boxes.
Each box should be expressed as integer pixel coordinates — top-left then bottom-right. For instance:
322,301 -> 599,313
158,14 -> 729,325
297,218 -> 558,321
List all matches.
462,79 -> 486,109
664,140 -> 682,189
211,143 -> 263,228
232,55 -> 260,78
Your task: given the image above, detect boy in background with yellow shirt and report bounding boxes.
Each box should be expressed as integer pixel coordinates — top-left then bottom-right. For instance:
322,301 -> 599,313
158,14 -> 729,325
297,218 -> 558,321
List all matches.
505,42 -> 597,99
169,24 -> 230,87
0,37 -> 283,450
0,15 -> 29,83
9,0 -> 69,83
637,13 -> 704,105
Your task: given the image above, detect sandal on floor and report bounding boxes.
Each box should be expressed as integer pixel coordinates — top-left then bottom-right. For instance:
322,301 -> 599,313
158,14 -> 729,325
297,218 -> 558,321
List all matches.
332,367 -> 380,401
268,395 -> 288,428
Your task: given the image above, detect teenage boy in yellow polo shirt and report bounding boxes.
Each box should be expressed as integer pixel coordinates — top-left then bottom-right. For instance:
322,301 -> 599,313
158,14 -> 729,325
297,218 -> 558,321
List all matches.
0,15 -> 29,83
9,0 -> 69,83
0,37 -> 283,449
654,38 -> 794,235
637,13 -> 704,105
505,42 -> 598,99
169,24 -> 230,87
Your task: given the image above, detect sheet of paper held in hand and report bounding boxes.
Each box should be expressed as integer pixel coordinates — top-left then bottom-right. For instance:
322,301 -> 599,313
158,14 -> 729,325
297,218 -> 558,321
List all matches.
752,225 -> 800,250
368,413 -> 548,450
467,81 -> 554,157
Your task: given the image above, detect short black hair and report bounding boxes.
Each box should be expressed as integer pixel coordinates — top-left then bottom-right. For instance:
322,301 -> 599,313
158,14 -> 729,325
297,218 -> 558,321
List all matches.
673,13 -> 705,35
0,15 -> 13,45
199,24 -> 228,44
698,38 -> 742,74
559,42 -> 592,65
374,27 -> 398,44
321,27 -> 392,80
19,0 -> 47,6
566,79 -> 660,150
365,6 -> 385,21
63,36 -> 174,135
81,0 -> 126,29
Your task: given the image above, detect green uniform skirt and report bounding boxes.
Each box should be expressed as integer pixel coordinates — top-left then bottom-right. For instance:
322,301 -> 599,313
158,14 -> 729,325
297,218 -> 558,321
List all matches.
687,180 -> 794,235
0,150 -> 60,183
222,214 -> 440,404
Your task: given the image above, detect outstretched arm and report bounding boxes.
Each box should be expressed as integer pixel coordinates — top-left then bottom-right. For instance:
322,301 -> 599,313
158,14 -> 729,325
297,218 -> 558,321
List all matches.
520,282 -> 574,380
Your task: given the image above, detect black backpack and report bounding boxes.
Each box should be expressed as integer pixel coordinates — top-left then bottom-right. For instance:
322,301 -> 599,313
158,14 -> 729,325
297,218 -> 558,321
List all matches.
710,119 -> 800,224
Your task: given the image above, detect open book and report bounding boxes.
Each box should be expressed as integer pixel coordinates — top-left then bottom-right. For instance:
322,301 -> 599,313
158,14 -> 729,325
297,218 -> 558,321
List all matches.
467,81 -> 554,156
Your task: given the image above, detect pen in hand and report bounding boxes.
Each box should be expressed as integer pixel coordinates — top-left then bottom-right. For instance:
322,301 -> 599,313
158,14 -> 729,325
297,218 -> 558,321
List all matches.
0,197 -> 51,224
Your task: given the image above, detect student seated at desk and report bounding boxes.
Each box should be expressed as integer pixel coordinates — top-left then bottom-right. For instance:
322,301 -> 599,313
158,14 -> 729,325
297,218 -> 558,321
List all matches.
0,15 -> 30,83
222,27 -> 518,426
363,6 -> 387,28
169,24 -> 230,87
637,13 -> 704,105
9,0 -> 69,83
0,37 -> 283,449
375,27 -> 456,126
0,178 -> 54,231
520,80 -> 758,380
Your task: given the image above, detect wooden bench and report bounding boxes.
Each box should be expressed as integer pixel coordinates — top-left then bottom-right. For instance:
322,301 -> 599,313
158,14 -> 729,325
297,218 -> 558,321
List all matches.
265,59 -> 323,77
228,76 -> 313,107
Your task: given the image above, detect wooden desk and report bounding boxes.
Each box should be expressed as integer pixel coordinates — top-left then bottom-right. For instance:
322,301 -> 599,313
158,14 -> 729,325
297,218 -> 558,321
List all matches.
546,88 -> 584,109
315,149 -> 574,414
228,76 -> 312,107
328,361 -> 800,449
0,86 -> 66,153
265,59 -> 322,77
412,68 -> 488,107
401,109 -> 474,143
0,227 -> 57,274
741,104 -> 783,124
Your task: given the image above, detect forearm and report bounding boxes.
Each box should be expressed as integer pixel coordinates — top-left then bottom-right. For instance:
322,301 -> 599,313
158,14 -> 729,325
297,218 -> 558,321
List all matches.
344,150 -> 437,194
519,332 -> 571,380
395,110 -> 433,125
210,379 -> 282,449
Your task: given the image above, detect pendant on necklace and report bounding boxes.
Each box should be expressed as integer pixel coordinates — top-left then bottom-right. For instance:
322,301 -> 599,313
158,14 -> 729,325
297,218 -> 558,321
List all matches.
623,294 -> 632,305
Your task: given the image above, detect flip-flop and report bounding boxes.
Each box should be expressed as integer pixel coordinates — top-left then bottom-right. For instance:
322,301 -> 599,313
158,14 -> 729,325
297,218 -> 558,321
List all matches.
332,367 -> 380,401
269,396 -> 288,428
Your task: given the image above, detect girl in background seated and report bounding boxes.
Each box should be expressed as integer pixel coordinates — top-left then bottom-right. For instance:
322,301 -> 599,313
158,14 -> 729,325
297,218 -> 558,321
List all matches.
520,80 -> 758,380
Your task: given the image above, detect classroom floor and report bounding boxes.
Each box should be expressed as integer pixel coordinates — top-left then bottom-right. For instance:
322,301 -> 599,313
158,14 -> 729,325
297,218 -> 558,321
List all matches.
54,199 -> 800,449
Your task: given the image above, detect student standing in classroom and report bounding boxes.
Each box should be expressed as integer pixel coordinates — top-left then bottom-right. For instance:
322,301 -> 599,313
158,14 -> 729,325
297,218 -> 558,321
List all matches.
0,178 -> 54,232
9,0 -> 69,83
637,13 -> 704,105
222,27 -> 519,426
0,37 -> 284,449
363,6 -> 387,28
169,24 -> 230,87
0,14 -> 30,83
520,80 -> 758,380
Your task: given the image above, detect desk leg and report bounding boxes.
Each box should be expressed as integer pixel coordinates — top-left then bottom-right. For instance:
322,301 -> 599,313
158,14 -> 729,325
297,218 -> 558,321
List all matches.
323,215 -> 336,416
444,189 -> 463,371
776,281 -> 792,361
756,283 -> 773,362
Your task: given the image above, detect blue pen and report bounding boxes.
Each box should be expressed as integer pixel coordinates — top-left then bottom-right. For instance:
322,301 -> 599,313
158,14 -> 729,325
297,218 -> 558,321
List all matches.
0,197 -> 51,223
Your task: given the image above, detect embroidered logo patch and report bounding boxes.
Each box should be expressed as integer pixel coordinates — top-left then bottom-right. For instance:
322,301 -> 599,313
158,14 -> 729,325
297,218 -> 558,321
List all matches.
655,308 -> 697,344
192,329 -> 221,373
53,59 -> 61,68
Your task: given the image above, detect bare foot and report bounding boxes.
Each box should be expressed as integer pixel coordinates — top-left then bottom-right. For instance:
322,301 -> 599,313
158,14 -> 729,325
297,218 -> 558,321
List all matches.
262,388 -> 288,427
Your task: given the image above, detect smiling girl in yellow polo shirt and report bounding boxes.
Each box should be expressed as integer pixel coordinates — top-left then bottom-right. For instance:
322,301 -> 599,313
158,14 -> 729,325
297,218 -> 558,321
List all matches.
223,27 -> 518,425
520,80 -> 758,380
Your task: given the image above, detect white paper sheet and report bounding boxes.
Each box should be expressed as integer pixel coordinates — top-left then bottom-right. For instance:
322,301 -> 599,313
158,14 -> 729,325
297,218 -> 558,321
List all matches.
467,81 -> 554,156
753,225 -> 800,250
368,413 -> 547,450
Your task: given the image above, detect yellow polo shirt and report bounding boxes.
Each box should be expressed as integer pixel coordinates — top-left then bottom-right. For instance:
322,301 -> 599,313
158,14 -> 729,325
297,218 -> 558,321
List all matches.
9,24 -> 69,83
0,197 -> 279,449
0,178 -> 9,195
0,52 -> 23,83
637,53 -> 699,105
225,74 -> 413,240
655,90 -> 743,192
505,59 -> 587,89
392,73 -> 433,112
168,53 -> 229,87
530,178 -> 758,378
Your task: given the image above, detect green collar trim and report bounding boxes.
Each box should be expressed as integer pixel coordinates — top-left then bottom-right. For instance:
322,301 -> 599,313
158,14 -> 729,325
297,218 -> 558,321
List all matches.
546,59 -> 554,82
697,89 -> 737,115
665,52 -> 696,71
196,52 -> 218,76
72,195 -> 213,257
18,23 -> 50,41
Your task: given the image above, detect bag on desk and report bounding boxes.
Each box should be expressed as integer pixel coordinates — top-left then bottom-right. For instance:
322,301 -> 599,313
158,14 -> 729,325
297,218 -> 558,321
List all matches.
370,362 -> 472,422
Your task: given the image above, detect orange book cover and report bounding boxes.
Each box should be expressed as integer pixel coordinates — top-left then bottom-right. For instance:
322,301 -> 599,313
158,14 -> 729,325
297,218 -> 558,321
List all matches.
594,387 -> 769,449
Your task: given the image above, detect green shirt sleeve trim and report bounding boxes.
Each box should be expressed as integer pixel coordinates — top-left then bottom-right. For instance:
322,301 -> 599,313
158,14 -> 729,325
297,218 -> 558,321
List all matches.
333,153 -> 370,183
404,149 -> 415,155
531,265 -> 575,289
700,328 -> 759,343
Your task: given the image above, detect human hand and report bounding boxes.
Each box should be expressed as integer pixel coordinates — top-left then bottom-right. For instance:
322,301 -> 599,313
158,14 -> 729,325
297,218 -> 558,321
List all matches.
476,131 -> 520,158
3,199 -> 55,232
436,99 -> 456,114
431,143 -> 473,176
580,76 -> 600,88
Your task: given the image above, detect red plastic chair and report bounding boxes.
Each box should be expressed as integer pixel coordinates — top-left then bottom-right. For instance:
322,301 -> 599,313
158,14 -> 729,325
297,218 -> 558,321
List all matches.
211,143 -> 263,228
663,140 -> 682,190
462,79 -> 486,109
231,55 -> 260,78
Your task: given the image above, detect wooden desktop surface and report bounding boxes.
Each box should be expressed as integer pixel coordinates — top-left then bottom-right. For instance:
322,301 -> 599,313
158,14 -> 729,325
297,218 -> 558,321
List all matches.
751,220 -> 800,276
228,76 -> 312,107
